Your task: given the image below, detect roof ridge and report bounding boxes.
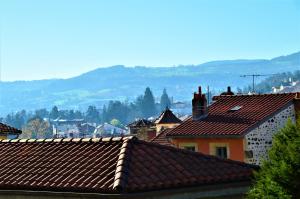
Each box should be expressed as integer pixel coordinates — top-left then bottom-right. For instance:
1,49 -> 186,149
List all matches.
0,136 -> 134,143
216,92 -> 299,98
113,137 -> 136,192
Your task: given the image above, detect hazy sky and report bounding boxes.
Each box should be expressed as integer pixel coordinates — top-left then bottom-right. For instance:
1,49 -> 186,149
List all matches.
0,0 -> 299,81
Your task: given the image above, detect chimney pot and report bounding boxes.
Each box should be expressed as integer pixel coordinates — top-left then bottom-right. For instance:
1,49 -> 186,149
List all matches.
192,86 -> 208,120
198,86 -> 202,95
227,86 -> 231,92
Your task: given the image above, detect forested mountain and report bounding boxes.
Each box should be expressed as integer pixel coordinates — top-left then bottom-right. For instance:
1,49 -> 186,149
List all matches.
0,51 -> 299,115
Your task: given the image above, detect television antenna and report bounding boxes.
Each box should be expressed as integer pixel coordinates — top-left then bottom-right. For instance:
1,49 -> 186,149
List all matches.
240,74 -> 274,93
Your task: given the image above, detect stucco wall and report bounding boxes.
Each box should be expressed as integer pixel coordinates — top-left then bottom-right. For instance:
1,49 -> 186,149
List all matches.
156,123 -> 180,133
171,138 -> 245,162
244,104 -> 296,165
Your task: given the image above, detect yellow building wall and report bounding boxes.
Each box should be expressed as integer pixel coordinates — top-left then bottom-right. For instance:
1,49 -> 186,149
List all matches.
156,123 -> 180,133
0,135 -> 8,140
171,137 -> 245,162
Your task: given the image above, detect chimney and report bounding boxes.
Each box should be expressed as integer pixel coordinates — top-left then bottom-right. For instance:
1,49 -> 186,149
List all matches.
220,86 -> 234,96
192,86 -> 208,120
227,86 -> 231,93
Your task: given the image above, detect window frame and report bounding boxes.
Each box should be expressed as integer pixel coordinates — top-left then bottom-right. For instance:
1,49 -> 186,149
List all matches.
215,146 -> 228,159
178,142 -> 198,152
209,143 -> 230,159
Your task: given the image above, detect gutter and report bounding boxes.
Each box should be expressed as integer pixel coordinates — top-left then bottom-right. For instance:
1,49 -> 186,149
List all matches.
0,181 -> 252,199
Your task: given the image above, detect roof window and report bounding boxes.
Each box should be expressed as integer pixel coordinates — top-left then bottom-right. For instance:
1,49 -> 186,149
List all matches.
229,105 -> 242,112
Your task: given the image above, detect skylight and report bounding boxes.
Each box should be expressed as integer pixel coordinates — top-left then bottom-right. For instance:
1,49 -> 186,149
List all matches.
230,106 -> 242,111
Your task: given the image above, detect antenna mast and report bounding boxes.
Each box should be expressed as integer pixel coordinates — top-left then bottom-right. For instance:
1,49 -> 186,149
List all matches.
240,74 -> 272,93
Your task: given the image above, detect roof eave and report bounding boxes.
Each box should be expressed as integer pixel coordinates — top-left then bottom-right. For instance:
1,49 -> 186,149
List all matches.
166,134 -> 245,139
0,180 -> 252,199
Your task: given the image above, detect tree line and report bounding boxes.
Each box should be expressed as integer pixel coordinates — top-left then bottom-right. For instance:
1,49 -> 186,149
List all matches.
0,87 -> 172,130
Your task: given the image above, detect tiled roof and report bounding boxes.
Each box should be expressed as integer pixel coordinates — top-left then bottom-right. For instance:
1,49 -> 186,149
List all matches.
167,93 -> 298,137
78,123 -> 96,135
0,123 -> 22,134
155,108 -> 182,124
151,128 -> 175,147
127,119 -> 154,127
0,137 -> 256,193
279,81 -> 300,93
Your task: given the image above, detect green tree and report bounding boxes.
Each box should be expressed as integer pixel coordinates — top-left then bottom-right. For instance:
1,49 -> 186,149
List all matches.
247,120 -> 300,199
102,105 -> 108,123
110,119 -> 123,128
35,108 -> 49,119
50,106 -> 59,119
160,88 -> 171,111
14,110 -> 26,129
75,110 -> 83,118
68,110 -> 76,120
85,106 -> 100,123
141,87 -> 156,118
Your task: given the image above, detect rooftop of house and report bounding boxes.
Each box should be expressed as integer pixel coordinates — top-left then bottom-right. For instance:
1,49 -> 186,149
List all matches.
167,93 -> 299,137
127,119 -> 154,128
151,128 -> 175,147
155,108 -> 182,124
0,123 -> 22,135
0,137 -> 257,194
279,81 -> 300,93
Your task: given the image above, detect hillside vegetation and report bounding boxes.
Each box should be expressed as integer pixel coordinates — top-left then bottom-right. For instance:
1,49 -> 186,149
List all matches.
0,51 -> 299,115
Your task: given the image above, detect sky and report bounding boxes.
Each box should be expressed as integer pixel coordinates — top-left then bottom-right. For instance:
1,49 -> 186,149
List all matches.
0,0 -> 299,81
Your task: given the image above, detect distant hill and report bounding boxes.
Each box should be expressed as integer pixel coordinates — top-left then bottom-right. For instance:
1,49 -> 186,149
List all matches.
0,51 -> 299,115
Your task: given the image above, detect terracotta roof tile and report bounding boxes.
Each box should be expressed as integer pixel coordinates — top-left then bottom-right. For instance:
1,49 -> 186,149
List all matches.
0,123 -> 22,134
127,119 -> 154,127
155,108 -> 182,124
0,137 -> 257,193
167,93 -> 298,137
151,129 -> 175,147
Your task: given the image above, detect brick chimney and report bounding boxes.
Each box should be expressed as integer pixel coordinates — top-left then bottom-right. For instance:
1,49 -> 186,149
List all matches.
192,86 -> 208,120
220,86 -> 234,96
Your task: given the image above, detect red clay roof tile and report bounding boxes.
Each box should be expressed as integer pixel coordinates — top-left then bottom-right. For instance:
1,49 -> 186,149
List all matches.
151,128 -> 175,147
167,93 -> 298,137
155,108 -> 182,124
0,137 -> 256,193
0,123 -> 22,134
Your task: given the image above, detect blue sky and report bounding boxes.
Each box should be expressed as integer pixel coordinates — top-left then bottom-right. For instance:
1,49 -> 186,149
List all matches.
0,0 -> 299,81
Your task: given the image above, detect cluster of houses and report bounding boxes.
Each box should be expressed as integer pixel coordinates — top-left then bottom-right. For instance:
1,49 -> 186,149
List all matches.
52,118 -> 126,138
0,86 -> 299,198
272,77 -> 300,93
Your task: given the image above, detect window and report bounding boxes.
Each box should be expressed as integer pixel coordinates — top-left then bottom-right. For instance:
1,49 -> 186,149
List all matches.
179,143 -> 198,152
183,146 -> 196,152
229,105 -> 242,112
209,143 -> 230,159
216,147 -> 227,159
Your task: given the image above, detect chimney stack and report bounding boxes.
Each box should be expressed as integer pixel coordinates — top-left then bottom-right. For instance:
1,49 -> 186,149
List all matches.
220,86 -> 234,96
192,86 -> 208,120
227,86 -> 231,93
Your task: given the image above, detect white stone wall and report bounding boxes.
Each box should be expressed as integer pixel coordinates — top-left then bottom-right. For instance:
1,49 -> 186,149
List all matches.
245,104 -> 296,165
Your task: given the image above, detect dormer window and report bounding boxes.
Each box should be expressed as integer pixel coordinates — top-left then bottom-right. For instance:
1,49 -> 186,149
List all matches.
229,105 -> 242,112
